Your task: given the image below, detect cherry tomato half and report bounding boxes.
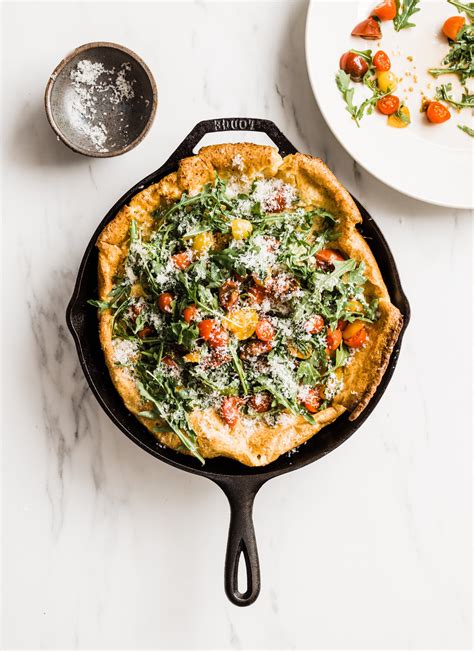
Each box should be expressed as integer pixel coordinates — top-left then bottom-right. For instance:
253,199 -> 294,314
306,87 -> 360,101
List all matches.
157,292 -> 174,313
339,51 -> 369,82
371,0 -> 396,21
220,396 -> 245,428
344,325 -> 368,348
305,315 -> 325,335
198,319 -> 216,340
376,95 -> 400,115
171,251 -> 192,270
255,319 -> 275,342
351,16 -> 382,40
442,15 -> 465,40
219,280 -> 240,310
316,249 -> 345,268
183,304 -> 198,323
373,50 -> 391,71
326,327 -> 343,352
208,326 -> 229,349
137,326 -> 155,339
248,284 -> 267,304
426,101 -> 451,124
301,388 -> 321,414
248,392 -> 272,413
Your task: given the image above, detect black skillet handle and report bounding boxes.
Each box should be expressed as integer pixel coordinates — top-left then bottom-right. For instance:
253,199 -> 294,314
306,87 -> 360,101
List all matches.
161,117 -> 297,168
213,476 -> 266,607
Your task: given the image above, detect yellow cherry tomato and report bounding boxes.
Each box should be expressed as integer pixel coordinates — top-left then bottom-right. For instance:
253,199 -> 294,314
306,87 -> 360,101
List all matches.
342,319 -> 365,341
377,70 -> 397,93
223,309 -> 258,340
182,351 -> 200,363
192,231 -> 215,254
387,105 -> 411,128
346,299 -> 363,313
288,341 -> 313,359
231,218 -> 253,240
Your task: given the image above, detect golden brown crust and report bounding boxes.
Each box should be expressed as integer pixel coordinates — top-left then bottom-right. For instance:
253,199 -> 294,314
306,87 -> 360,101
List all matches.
96,143 -> 402,467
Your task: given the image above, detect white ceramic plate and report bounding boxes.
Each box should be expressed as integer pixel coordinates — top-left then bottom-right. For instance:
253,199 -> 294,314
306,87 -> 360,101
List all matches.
305,0 -> 473,209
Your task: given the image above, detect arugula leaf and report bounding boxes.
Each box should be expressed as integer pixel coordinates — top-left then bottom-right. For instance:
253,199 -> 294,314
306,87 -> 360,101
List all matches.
435,83 -> 474,108
448,0 -> 474,20
335,70 -> 388,127
393,0 -> 421,31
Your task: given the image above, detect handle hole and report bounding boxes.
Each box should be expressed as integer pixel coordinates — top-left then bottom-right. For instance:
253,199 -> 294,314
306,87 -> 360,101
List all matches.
234,540 -> 252,599
192,131 -> 277,154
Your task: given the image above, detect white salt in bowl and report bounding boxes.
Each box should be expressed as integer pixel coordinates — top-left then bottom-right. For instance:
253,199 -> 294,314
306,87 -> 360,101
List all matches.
45,42 -> 157,157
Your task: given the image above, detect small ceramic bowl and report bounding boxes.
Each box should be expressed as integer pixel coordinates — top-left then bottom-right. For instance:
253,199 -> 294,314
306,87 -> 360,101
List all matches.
45,42 -> 157,158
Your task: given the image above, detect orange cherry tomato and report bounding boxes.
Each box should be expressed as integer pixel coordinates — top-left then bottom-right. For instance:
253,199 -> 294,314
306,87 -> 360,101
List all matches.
220,396 -> 245,428
316,249 -> 345,268
442,15 -> 465,40
255,319 -> 275,342
183,304 -> 198,323
248,392 -> 272,413
198,319 -> 216,340
219,280 -> 240,310
301,388 -> 321,414
426,101 -> 451,124
373,50 -> 391,71
326,327 -> 342,352
157,292 -> 174,313
376,95 -> 400,115
137,326 -> 155,339
371,0 -> 396,21
344,327 -> 368,348
339,51 -> 369,81
208,326 -> 229,349
305,315 -> 325,335
351,16 -> 382,39
171,251 -> 192,270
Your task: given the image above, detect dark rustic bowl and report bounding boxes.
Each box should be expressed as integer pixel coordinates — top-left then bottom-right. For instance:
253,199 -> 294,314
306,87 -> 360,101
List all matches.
44,42 -> 157,158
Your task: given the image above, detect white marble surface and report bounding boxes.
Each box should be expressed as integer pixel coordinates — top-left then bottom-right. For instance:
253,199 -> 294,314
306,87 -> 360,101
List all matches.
1,1 -> 472,649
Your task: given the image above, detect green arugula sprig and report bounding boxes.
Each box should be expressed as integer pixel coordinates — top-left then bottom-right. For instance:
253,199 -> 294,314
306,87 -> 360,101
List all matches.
435,83 -> 474,108
458,123 -> 474,135
448,0 -> 474,21
429,23 -> 474,83
335,68 -> 389,127
393,0 -> 421,31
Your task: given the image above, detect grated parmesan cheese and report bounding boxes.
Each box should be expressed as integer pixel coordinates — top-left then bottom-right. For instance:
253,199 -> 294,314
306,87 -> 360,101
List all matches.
113,338 -> 138,366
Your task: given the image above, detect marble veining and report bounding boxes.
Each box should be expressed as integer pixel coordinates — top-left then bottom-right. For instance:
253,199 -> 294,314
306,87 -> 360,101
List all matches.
1,1 -> 471,650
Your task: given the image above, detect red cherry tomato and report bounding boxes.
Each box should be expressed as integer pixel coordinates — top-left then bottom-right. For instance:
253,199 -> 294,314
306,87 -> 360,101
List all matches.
198,319 -> 216,340
426,101 -> 451,124
371,0 -> 396,21
208,326 -> 229,349
255,319 -> 275,342
351,16 -> 382,39
316,249 -> 345,268
339,51 -> 369,81
376,95 -> 400,115
220,396 -> 245,428
301,388 -> 321,414
183,305 -> 198,323
373,50 -> 391,71
239,340 -> 273,360
248,392 -> 272,413
161,355 -> 178,368
326,327 -> 343,352
442,15 -> 465,40
305,315 -> 325,335
171,251 -> 192,270
157,292 -> 174,313
219,280 -> 240,309
344,327 -> 368,348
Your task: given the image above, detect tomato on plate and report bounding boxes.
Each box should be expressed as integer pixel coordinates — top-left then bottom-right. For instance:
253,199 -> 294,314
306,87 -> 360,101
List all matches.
376,95 -> 400,115
442,15 -> 465,40
373,50 -> 391,71
351,16 -> 382,39
339,51 -> 369,81
371,0 -> 396,21
426,101 -> 451,124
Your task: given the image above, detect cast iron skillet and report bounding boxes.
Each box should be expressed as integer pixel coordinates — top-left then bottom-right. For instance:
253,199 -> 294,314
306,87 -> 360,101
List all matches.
66,118 -> 410,607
